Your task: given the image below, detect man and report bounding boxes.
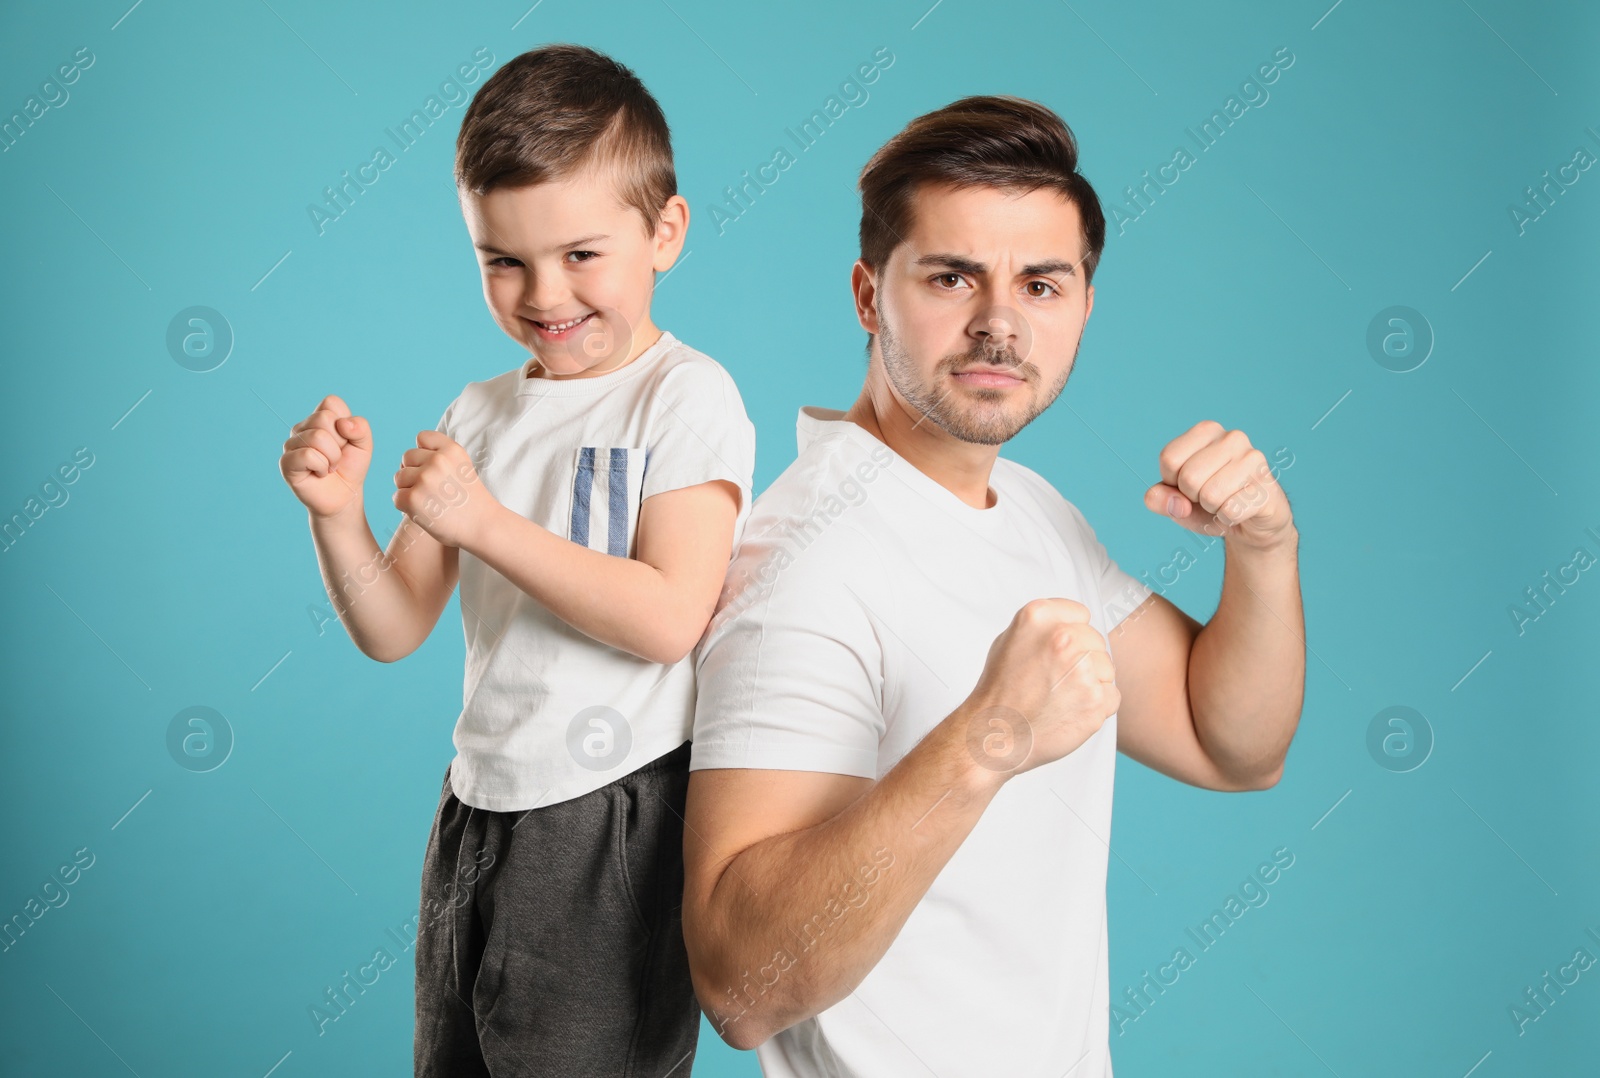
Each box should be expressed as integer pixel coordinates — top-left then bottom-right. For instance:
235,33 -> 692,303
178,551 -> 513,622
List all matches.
684,95 -> 1304,1076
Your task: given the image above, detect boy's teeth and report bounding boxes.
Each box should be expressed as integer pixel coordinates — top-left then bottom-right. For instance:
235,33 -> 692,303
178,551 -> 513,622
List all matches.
541,314 -> 589,331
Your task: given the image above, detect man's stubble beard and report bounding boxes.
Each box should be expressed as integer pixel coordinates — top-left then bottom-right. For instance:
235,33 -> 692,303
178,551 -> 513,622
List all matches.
877,309 -> 1079,446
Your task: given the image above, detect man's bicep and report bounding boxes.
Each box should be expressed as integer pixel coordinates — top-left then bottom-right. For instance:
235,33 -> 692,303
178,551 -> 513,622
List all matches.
683,767 -> 872,904
1109,591 -> 1255,791
686,535 -> 887,893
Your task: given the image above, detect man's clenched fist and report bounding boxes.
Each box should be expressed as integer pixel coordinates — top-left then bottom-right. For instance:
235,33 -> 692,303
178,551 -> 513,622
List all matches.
960,598 -> 1120,777
1144,420 -> 1295,550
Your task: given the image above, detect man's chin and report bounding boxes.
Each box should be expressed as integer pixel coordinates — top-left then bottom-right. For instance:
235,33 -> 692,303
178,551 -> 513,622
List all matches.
932,403 -> 1035,446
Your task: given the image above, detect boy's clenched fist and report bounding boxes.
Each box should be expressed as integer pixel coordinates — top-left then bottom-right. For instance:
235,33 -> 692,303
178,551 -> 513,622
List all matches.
393,429 -> 499,549
279,394 -> 372,520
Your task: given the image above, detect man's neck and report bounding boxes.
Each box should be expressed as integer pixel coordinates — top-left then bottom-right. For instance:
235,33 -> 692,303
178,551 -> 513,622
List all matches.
841,374 -> 1000,510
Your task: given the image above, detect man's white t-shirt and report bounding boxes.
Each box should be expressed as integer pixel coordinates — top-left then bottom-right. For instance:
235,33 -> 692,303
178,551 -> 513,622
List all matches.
436,329 -> 756,811
691,406 -> 1154,1078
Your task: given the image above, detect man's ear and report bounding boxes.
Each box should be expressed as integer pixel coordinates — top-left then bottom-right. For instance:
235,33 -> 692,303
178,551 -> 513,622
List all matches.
1084,282 -> 1094,323
851,259 -> 880,334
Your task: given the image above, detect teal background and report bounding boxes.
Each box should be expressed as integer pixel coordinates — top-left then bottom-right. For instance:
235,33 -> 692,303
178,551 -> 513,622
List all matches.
3,0 -> 1596,1074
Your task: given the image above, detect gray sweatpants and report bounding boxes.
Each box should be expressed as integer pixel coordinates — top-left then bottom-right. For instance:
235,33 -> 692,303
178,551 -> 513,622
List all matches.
413,740 -> 699,1077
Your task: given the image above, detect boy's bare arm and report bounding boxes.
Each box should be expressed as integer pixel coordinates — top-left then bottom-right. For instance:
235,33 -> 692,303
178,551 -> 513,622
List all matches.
391,425 -> 740,665
281,395 -> 457,663
309,510 -> 458,663
463,477 -> 740,665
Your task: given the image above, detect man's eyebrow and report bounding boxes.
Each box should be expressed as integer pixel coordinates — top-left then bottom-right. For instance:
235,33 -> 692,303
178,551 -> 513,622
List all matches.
911,252 -> 1082,276
1020,258 -> 1081,276
473,233 -> 611,256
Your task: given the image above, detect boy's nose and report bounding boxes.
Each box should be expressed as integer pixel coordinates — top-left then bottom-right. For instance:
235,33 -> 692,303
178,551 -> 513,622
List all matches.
523,271 -> 572,313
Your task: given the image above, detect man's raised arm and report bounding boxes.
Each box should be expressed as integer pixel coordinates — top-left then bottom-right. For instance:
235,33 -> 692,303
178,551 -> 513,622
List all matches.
1115,421 -> 1303,791
682,597 -> 1119,1049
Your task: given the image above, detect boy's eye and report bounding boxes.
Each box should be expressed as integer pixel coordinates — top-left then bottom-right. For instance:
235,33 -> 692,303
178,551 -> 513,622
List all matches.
487,256 -> 521,268
565,250 -> 598,263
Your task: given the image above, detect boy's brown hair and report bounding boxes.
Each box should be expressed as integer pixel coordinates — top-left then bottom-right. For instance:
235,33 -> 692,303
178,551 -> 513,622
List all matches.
857,95 -> 1107,283
454,44 -> 676,236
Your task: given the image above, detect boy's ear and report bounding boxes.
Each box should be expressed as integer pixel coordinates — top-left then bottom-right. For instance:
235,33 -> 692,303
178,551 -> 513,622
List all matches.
652,195 -> 690,273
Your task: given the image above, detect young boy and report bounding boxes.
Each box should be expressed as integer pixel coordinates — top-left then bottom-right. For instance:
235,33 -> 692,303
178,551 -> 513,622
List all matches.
276,44 -> 756,1076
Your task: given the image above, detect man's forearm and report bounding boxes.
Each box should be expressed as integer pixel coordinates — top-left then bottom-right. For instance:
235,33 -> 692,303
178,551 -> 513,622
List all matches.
464,502 -> 701,665
1188,526 -> 1304,784
691,712 -> 1003,1048
309,506 -> 431,662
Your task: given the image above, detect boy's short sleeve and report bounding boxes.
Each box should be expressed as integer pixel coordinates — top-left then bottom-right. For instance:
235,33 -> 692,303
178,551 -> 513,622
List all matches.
641,359 -> 756,505
691,529 -> 887,779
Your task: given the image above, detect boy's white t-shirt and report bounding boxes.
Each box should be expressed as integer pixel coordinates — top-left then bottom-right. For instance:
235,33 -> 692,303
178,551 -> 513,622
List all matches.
436,329 -> 755,812
691,406 -> 1154,1078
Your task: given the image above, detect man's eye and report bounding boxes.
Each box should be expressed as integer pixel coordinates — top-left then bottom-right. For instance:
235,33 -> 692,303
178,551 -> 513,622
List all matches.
1026,280 -> 1058,297
934,273 -> 965,288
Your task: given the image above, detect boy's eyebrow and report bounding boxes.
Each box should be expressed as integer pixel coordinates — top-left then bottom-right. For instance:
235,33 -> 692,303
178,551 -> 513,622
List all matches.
473,233 -> 612,257
913,252 -> 1080,276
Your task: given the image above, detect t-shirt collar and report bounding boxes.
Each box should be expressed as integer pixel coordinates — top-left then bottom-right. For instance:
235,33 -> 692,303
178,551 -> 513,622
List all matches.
794,405 -> 1008,522
796,404 -> 860,453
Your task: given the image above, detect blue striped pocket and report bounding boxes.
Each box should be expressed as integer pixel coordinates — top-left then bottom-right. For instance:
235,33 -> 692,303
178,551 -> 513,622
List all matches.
568,445 -> 647,557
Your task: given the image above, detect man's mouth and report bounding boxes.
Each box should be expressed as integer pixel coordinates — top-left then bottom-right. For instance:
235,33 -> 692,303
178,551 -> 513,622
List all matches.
950,366 -> 1026,388
524,312 -> 596,340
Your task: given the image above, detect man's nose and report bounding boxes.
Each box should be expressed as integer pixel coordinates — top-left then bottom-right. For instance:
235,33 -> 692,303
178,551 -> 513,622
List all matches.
969,305 -> 1027,358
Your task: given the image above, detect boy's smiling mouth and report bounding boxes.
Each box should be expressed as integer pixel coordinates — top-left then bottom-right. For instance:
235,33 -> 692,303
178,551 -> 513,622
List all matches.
524,311 -> 596,340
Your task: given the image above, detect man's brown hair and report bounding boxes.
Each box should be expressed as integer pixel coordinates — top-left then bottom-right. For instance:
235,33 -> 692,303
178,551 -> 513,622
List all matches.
857,95 -> 1106,282
454,44 -> 676,235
